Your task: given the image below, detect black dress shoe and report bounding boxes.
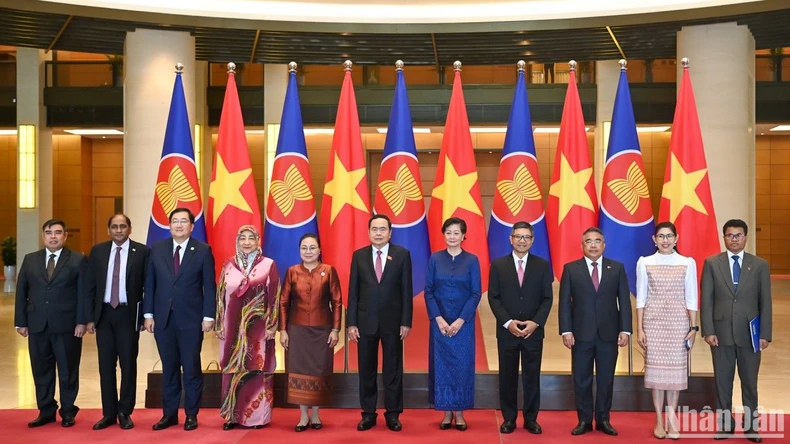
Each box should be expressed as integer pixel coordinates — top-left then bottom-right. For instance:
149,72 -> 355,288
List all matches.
294,423 -> 308,432
61,416 -> 76,428
93,416 -> 116,430
357,417 -> 376,431
118,413 -> 134,430
455,422 -> 467,431
500,420 -> 516,434
28,414 -> 56,428
223,421 -> 237,431
184,415 -> 198,431
713,429 -> 734,440
571,421 -> 593,435
524,420 -> 542,434
152,415 -> 178,431
745,430 -> 762,443
596,421 -> 618,436
310,422 -> 322,430
386,418 -> 402,432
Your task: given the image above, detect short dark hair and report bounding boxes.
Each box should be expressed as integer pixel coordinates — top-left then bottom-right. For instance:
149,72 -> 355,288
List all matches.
723,219 -> 748,236
300,233 -> 321,248
582,227 -> 603,237
369,214 -> 392,229
107,213 -> 132,228
442,217 -> 467,235
511,221 -> 533,235
42,219 -> 67,232
655,221 -> 677,237
169,208 -> 195,224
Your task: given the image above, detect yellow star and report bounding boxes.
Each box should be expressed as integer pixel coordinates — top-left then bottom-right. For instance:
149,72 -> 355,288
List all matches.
548,153 -> 594,224
323,153 -> 368,224
431,155 -> 482,222
208,153 -> 253,224
661,153 -> 708,221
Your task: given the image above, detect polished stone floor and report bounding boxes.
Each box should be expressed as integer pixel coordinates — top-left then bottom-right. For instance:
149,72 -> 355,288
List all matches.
1,278 -> 787,412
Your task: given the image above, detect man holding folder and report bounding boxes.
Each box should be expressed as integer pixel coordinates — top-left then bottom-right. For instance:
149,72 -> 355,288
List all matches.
701,219 -> 772,443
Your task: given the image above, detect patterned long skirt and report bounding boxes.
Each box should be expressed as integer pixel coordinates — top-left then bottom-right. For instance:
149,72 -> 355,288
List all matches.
285,325 -> 334,406
220,371 -> 274,426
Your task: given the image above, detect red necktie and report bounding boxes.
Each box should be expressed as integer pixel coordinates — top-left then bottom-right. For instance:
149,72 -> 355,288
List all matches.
591,261 -> 599,291
375,250 -> 383,283
174,245 -> 181,275
517,259 -> 524,286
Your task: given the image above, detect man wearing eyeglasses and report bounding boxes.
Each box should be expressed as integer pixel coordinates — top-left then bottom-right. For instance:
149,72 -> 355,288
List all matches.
488,221 -> 553,435
701,219 -> 771,443
558,227 -> 631,436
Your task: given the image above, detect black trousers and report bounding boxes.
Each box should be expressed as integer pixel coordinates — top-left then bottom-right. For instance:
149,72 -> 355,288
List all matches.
358,330 -> 403,420
96,303 -> 140,417
497,334 -> 543,422
571,335 -> 618,424
29,328 -> 82,418
154,318 -> 204,417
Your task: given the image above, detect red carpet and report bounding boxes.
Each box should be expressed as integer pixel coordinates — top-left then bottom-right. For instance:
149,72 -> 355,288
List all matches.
4,409 -> 784,444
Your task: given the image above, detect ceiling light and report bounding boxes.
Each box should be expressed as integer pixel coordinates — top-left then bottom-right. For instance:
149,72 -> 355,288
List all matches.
63,129 -> 123,136
636,126 -> 671,133
769,125 -> 790,132
0,129 -> 17,135
533,127 -> 591,134
377,128 -> 431,134
470,127 -> 507,133
303,128 -> 335,135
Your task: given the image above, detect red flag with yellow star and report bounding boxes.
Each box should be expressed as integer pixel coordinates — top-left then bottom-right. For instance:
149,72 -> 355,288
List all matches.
658,62 -> 718,282
318,64 -> 371,304
546,64 -> 598,280
207,67 -> 262,277
427,65 -> 490,289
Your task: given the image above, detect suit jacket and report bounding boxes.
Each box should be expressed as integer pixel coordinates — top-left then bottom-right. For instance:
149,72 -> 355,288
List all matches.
347,243 -> 413,335
701,252 -> 772,347
558,257 -> 632,342
142,238 -> 216,330
85,239 -> 150,328
488,253 -> 553,340
14,248 -> 88,334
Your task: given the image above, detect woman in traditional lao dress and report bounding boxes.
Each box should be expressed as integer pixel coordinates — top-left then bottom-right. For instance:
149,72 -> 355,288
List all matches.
279,233 -> 342,432
636,221 -> 698,439
215,225 -> 280,430
425,217 -> 482,431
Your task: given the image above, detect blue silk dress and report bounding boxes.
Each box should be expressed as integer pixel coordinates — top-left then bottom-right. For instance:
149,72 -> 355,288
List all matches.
425,249 -> 482,411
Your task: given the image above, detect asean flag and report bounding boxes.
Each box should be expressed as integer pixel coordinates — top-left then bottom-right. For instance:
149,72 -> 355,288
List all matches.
546,62 -> 598,279
207,64 -> 262,277
427,63 -> 490,290
318,62 -> 371,304
658,59 -> 719,282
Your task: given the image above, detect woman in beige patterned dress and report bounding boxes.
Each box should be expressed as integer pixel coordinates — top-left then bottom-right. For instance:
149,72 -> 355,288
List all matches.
636,222 -> 698,439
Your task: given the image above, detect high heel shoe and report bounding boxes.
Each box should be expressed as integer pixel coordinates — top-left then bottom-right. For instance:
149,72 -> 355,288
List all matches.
222,421 -> 236,431
455,422 -> 468,431
439,414 -> 454,430
295,421 -> 309,432
653,425 -> 666,439
310,421 -> 322,430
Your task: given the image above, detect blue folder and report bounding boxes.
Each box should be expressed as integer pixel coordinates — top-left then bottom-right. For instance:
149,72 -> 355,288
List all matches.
750,316 -> 760,353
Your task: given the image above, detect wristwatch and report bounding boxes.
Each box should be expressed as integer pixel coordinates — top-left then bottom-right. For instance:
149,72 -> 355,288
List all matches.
689,326 -> 699,331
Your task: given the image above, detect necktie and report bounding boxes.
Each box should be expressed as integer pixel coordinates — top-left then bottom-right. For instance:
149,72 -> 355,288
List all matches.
110,246 -> 122,308
517,259 -> 524,286
46,253 -> 56,280
591,261 -> 599,291
733,255 -> 741,291
375,250 -> 383,283
174,245 -> 181,275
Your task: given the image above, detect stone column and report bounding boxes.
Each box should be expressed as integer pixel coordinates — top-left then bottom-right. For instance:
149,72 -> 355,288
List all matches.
594,60 -> 622,197
194,60 -> 212,198
16,48 -> 52,259
677,23 -> 755,251
263,63 -> 289,194
124,29 -> 195,241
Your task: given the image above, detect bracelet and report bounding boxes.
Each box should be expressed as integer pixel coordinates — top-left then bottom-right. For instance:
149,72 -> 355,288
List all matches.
331,329 -> 340,333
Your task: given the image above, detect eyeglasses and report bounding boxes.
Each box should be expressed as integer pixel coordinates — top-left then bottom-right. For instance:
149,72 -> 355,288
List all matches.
170,219 -> 191,226
724,233 -> 745,241
300,246 -> 319,251
656,234 -> 676,241
511,235 -> 533,241
584,239 -> 603,245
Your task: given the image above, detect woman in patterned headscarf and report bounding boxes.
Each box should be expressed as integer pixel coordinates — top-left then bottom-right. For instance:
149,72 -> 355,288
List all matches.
215,225 -> 280,430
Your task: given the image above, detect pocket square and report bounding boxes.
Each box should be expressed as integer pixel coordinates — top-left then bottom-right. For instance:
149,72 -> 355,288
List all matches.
387,256 -> 393,260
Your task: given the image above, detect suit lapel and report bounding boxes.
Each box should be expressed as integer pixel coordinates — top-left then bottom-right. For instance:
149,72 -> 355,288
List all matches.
579,259 -> 597,294
379,245 -> 394,282
50,249 -> 70,282
165,241 -> 176,278
126,241 -> 138,282
717,253 -> 736,296
736,253 -> 755,295
177,239 -> 197,278
597,258 -> 610,292
38,250 -> 49,282
98,242 -> 112,293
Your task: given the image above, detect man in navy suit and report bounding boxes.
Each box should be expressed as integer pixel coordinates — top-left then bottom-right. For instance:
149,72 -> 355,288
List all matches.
558,227 -> 631,436
143,208 -> 216,431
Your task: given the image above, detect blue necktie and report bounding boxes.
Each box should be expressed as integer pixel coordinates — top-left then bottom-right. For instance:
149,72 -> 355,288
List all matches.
732,256 -> 741,291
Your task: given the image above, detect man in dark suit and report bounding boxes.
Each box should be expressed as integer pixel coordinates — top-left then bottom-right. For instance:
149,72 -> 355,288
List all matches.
142,208 -> 216,431
488,221 -> 553,435
558,227 -> 631,436
84,213 -> 150,430
14,219 -> 88,428
347,214 -> 413,432
701,219 -> 771,443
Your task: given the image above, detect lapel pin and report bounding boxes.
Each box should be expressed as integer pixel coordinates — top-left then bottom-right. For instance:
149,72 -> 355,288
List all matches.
190,247 -> 195,251
321,271 -> 326,277
747,267 -> 751,271
387,256 -> 393,261
132,248 -> 136,252
607,265 -> 611,269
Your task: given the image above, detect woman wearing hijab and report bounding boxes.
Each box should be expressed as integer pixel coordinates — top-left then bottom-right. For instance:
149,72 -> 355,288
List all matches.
279,233 -> 342,432
215,225 -> 280,430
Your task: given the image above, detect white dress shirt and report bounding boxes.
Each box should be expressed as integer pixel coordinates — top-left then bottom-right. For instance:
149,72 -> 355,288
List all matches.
103,239 -> 129,304
503,251 -> 529,329
372,243 -> 390,274
44,248 -> 63,267
727,250 -> 745,285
